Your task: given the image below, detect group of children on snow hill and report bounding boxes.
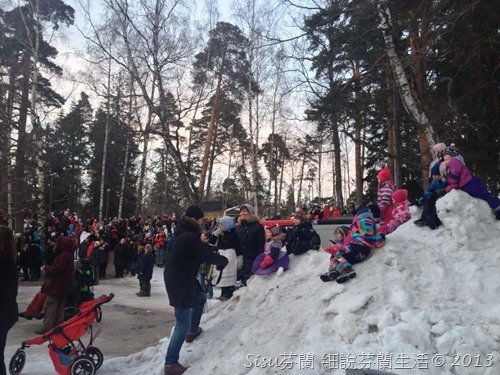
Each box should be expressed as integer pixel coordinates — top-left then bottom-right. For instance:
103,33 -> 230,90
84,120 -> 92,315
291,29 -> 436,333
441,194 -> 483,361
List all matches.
202,141 -> 500,289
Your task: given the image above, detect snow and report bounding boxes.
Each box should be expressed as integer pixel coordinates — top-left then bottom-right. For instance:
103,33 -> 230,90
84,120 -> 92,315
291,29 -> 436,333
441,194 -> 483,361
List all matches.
6,190 -> 500,374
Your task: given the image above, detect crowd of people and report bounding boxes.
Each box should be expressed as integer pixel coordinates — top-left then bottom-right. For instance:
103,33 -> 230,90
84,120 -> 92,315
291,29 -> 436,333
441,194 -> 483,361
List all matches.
1,143 -> 499,375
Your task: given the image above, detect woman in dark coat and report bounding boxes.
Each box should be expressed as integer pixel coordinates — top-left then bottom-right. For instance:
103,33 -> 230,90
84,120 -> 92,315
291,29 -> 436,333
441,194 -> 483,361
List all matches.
37,236 -> 75,334
0,225 -> 18,375
236,204 -> 265,286
163,206 -> 228,375
136,244 -> 154,296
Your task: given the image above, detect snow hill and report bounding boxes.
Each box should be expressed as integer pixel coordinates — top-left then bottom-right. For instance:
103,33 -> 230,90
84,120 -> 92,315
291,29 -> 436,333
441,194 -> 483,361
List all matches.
12,190 -> 500,374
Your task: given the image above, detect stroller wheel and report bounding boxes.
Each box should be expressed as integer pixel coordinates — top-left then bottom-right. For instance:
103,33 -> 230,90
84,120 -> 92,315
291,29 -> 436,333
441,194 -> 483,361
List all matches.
9,349 -> 26,375
85,347 -> 103,369
70,355 -> 96,375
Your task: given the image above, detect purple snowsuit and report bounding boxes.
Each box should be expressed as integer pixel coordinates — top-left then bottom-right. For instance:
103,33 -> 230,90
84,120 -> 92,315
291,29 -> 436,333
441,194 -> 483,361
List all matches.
446,157 -> 500,211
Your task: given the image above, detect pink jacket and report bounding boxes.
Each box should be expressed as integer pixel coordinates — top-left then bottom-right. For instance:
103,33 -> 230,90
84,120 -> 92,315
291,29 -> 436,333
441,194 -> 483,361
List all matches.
445,157 -> 473,192
379,200 -> 411,235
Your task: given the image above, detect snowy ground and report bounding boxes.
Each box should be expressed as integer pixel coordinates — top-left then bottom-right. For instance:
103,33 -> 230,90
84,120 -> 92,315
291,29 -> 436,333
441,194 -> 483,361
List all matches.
6,190 -> 500,374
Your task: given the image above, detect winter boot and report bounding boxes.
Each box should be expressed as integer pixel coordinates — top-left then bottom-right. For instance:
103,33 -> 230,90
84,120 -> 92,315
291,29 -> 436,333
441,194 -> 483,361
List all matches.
135,291 -> 146,297
320,271 -> 339,282
185,327 -> 202,343
336,266 -> 356,283
164,364 -> 188,375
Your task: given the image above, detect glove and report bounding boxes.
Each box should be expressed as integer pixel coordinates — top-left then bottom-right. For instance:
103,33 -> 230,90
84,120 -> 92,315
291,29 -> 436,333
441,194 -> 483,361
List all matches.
445,186 -> 454,193
237,255 -> 243,270
260,255 -> 274,269
213,228 -> 223,237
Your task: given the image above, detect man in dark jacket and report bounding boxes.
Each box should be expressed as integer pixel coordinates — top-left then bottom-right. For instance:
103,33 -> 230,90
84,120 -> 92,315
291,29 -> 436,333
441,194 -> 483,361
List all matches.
163,206 -> 228,375
235,204 -> 265,286
36,236 -> 75,334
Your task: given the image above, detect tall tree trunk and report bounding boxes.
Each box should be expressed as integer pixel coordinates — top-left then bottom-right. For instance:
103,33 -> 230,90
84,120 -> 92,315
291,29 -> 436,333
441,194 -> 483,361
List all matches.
206,132 -> 218,200
386,65 -> 395,175
118,135 -> 130,218
330,117 -> 343,207
409,0 -> 432,187
136,131 -> 149,214
239,142 -> 249,202
98,58 -> 112,222
14,53 -> 31,231
278,133 -> 287,209
353,62 -> 364,207
377,0 -> 436,152
297,155 -> 306,207
392,84 -> 402,187
31,0 -> 45,226
198,44 -> 227,200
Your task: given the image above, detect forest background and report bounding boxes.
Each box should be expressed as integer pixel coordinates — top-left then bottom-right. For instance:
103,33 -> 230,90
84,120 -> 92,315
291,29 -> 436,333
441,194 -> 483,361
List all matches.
0,0 -> 498,230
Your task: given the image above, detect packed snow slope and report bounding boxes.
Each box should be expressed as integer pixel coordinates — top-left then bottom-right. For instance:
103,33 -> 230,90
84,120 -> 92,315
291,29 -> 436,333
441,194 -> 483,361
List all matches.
14,190 -> 500,374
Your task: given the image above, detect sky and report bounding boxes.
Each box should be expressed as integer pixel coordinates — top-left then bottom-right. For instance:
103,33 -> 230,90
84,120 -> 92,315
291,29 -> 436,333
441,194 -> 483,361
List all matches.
6,189 -> 500,374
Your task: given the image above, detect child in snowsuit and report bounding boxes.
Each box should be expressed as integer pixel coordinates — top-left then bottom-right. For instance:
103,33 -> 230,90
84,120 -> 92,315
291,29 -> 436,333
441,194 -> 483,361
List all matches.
259,224 -> 286,269
443,145 -> 500,219
136,244 -> 154,297
416,162 -> 448,206
323,207 -> 384,283
378,189 -> 411,235
377,167 -> 396,224
320,225 -> 350,282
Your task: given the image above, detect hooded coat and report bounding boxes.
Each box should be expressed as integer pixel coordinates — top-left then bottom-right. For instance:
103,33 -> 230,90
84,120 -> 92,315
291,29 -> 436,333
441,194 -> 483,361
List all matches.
236,215 -> 265,258
41,237 -> 75,298
164,217 -> 228,308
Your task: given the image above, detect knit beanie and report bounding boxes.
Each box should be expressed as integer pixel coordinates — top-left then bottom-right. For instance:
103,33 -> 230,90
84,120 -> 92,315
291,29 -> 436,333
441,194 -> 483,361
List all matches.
432,143 -> 447,155
240,204 -> 255,215
266,224 -> 281,237
392,189 -> 408,204
444,144 -> 460,157
184,205 -> 204,220
219,216 -> 236,231
377,167 -> 392,183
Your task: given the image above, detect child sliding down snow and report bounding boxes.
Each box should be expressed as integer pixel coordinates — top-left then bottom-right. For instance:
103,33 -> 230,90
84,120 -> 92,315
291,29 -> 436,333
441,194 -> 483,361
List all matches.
321,207 -> 384,283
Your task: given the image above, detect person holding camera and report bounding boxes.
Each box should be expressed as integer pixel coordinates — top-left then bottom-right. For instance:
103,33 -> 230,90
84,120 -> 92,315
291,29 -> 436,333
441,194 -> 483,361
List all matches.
163,206 -> 228,375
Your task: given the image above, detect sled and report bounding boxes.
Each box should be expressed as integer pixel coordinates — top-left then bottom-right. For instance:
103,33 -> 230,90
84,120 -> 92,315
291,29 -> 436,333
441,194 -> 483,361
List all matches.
252,251 -> 289,276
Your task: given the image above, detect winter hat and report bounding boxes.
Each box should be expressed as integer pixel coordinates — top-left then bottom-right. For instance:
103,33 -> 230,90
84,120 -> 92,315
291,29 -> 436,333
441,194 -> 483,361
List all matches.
334,225 -> 350,239
266,224 -> 281,237
377,167 -> 392,183
240,204 -> 255,215
432,143 -> 447,155
219,216 -> 236,231
444,143 -> 460,157
430,161 -> 441,176
392,189 -> 408,203
367,204 -> 381,220
294,211 -> 306,223
185,205 -> 204,220
356,206 -> 373,220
